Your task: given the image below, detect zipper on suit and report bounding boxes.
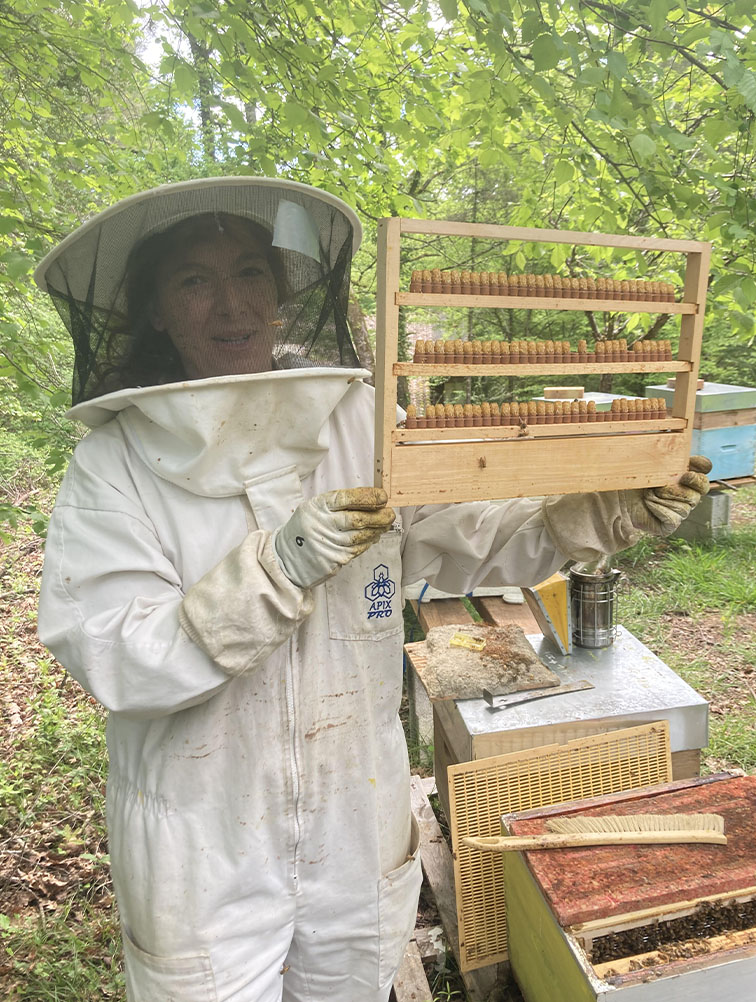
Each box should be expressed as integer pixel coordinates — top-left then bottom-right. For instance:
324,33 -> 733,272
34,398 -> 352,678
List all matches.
285,636 -> 302,867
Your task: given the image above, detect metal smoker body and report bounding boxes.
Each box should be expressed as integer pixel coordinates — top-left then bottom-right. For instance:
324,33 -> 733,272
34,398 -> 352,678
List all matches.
569,565 -> 622,649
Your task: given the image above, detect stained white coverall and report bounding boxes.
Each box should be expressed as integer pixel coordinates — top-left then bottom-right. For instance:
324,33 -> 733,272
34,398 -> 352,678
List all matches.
38,367 -> 568,1002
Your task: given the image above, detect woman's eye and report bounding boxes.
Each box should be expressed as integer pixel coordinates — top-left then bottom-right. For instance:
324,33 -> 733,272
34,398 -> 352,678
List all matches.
180,274 -> 206,288
239,266 -> 264,278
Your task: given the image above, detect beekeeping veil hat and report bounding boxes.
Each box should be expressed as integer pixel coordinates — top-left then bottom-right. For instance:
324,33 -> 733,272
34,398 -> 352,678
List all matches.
34,177 -> 363,404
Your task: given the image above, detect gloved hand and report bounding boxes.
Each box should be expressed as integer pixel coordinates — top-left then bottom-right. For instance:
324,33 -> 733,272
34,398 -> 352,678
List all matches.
273,487 -> 396,589
625,455 -> 712,536
543,456 -> 713,562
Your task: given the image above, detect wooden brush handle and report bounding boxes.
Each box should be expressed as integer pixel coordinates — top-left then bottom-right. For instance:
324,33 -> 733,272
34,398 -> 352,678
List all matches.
463,831 -> 728,852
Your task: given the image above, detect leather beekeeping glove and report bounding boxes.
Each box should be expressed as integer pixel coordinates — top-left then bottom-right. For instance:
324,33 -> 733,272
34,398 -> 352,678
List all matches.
625,455 -> 712,536
543,456 -> 712,563
273,487 -> 396,589
179,532 -> 316,677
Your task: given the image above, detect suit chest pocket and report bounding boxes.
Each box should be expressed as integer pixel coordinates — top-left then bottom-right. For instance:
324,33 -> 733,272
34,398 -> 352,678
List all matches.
325,527 -> 404,641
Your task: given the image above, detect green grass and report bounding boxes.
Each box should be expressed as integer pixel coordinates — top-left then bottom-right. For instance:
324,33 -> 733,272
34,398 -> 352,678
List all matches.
0,666 -> 108,822
1,903 -> 124,1001
615,491 -> 756,772
0,529 -> 119,1000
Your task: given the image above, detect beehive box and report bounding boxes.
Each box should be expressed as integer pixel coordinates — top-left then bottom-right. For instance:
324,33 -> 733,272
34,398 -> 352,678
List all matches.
649,381 -> 756,413
503,774 -> 756,1001
420,626 -> 708,821
673,490 -> 732,542
646,381 -> 756,480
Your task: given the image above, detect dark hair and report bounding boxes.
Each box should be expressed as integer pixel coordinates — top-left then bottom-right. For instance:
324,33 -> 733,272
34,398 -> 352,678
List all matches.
89,213 -> 287,396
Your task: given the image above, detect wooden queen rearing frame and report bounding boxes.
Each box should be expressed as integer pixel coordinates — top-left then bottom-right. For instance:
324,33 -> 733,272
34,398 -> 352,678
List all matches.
374,218 -> 711,506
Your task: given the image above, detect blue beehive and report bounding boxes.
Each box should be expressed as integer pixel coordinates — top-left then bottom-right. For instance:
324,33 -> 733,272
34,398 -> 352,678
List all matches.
645,381 -> 756,481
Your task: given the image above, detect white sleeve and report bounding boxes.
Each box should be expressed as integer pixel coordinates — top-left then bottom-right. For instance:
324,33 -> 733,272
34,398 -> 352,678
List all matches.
38,462 -> 312,719
399,498 -> 569,594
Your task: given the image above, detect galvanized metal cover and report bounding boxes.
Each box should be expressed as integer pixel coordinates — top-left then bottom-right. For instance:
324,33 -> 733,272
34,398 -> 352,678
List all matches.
453,626 -> 708,755
646,380 -> 756,412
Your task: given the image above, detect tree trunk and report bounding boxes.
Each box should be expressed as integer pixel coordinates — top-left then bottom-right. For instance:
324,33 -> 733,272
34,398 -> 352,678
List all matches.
244,99 -> 257,169
347,297 -> 376,383
188,34 -> 216,163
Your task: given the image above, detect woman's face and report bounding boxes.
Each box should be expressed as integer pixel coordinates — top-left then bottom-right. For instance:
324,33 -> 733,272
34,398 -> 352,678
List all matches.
151,226 -> 279,378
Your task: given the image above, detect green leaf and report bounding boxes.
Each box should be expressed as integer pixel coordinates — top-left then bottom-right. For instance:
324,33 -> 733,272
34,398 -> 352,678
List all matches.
664,130 -> 695,151
173,61 -> 197,95
727,222 -> 752,240
218,100 -> 248,132
1,252 -> 32,279
478,145 -> 502,167
282,101 -> 311,127
678,22 -> 710,48
0,217 -> 21,236
438,0 -> 458,20
734,276 -> 756,308
521,13 -> 545,43
582,205 -> 604,228
469,0 -> 491,19
531,34 -> 560,72
550,244 -> 569,269
711,274 -> 744,296
723,52 -> 744,89
648,0 -> 670,34
606,51 -> 627,80
703,117 -> 736,145
530,74 -> 556,101
709,29 -> 735,55
630,133 -> 656,160
576,67 -> 606,87
553,159 -> 574,185
737,69 -> 756,113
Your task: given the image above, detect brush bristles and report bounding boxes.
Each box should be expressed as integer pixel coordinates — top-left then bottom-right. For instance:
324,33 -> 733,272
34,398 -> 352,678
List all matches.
545,813 -> 725,835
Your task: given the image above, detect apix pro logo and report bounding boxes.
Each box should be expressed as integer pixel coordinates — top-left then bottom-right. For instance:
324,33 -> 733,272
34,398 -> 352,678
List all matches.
364,564 -> 395,620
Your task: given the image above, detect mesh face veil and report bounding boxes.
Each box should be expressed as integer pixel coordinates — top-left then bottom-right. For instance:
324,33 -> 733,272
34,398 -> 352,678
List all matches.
34,178 -> 363,404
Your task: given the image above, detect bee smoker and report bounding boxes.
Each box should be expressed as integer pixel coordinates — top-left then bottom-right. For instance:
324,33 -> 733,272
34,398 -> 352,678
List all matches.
569,561 -> 622,649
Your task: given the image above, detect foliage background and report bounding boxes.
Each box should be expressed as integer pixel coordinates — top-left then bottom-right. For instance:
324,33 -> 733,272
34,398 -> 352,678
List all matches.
3,0 -> 756,529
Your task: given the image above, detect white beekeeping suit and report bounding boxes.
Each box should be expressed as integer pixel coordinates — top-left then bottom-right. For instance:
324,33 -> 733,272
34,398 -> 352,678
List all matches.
35,177 -> 709,1002
39,368 -> 566,1002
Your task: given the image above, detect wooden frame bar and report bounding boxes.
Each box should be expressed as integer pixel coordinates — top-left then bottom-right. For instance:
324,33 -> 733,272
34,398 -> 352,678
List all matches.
393,420 -> 687,444
374,219 -> 711,504
398,218 -> 706,252
396,292 -> 697,314
396,362 -> 690,376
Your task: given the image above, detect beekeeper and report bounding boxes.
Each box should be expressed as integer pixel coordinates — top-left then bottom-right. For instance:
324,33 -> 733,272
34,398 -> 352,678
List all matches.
35,177 -> 710,1002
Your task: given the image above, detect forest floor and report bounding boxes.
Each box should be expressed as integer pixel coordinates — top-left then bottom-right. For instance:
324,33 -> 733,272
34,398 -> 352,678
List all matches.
1,484 -> 755,1000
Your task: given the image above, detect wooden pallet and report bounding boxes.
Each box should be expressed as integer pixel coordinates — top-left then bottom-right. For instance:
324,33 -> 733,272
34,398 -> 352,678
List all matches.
410,592 -> 539,636
375,219 -> 711,505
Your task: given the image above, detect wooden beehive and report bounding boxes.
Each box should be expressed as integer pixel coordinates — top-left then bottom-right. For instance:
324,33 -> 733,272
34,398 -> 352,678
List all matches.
374,219 -> 711,505
446,722 -> 673,973
503,773 -> 756,1001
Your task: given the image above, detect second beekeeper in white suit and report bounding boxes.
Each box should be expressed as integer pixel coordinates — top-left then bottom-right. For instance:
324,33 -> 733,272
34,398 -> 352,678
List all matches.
35,178 -> 710,1002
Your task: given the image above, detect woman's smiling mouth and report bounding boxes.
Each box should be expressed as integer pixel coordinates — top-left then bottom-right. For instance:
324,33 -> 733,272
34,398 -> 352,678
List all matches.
213,332 -> 252,344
